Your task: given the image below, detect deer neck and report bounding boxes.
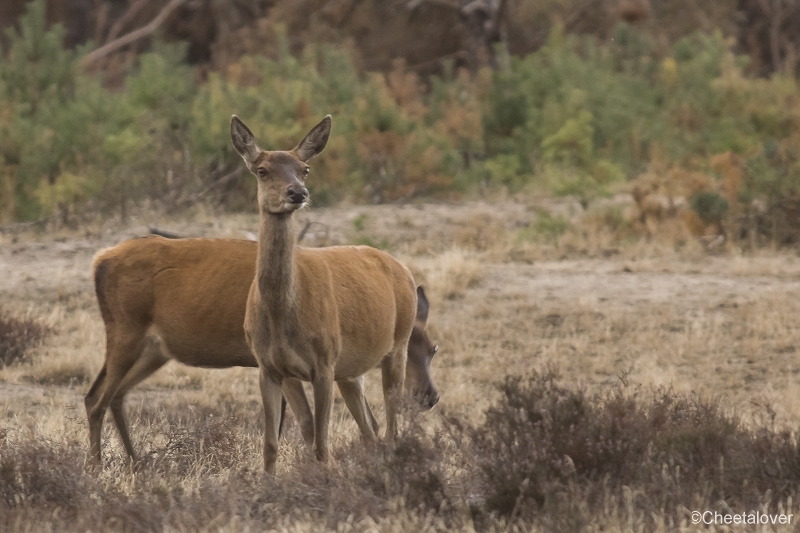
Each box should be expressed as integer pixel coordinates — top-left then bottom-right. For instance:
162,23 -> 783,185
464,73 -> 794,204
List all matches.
255,210 -> 298,318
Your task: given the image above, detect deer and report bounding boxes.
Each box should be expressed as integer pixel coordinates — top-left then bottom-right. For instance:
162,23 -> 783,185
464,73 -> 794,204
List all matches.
85,236 -> 439,466
231,114 -> 419,474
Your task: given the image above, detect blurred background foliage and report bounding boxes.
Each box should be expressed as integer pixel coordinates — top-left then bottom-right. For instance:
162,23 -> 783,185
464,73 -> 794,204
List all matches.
2,0 -> 800,245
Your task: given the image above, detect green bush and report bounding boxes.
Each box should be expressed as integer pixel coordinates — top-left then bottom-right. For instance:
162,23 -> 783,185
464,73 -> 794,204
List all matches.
0,1 -> 200,221
691,190 -> 729,224
5,0 -> 800,237
518,208 -> 570,244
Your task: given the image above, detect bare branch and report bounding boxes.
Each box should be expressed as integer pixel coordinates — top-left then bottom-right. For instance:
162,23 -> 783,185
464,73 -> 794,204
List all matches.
80,0 -> 186,69
563,0 -> 604,32
297,221 -> 313,243
406,0 -> 460,12
166,167 -> 245,214
105,0 -> 151,44
489,0 -> 510,37
148,226 -> 185,239
297,221 -> 330,243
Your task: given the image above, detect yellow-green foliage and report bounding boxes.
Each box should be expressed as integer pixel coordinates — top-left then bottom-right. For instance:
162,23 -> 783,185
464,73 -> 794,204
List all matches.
4,0 -> 800,225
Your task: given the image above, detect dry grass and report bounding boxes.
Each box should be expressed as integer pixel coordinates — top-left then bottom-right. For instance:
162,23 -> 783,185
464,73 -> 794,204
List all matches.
405,248 -> 485,302
3,199 -> 800,531
0,294 -> 102,386
3,371 -> 800,532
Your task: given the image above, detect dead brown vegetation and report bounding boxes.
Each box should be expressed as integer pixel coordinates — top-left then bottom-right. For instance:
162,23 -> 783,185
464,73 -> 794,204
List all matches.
3,370 -> 800,532
474,368 -> 800,527
0,310 -> 48,367
3,201 -> 800,531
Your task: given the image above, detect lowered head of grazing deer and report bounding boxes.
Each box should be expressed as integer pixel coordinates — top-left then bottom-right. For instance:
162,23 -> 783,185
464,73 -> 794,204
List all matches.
407,286 -> 439,409
232,114 -> 418,474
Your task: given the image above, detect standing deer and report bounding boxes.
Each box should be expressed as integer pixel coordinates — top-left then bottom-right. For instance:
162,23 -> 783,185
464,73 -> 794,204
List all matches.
231,114 -> 418,474
85,236 -> 438,465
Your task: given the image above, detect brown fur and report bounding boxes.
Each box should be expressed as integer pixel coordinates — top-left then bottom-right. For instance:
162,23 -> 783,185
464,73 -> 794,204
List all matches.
84,236 -> 437,465
232,115 -> 418,473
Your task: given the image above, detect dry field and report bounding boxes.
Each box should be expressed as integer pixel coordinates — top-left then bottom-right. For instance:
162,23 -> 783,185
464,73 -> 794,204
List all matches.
2,199 -> 800,532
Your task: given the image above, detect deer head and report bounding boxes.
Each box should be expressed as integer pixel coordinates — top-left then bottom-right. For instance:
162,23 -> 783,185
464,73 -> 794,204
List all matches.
406,286 -> 439,409
230,115 -> 331,215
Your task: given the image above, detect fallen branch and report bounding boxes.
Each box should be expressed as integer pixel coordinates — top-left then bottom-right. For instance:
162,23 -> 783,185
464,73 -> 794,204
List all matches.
407,50 -> 467,71
148,226 -> 185,239
297,221 -> 330,243
105,0 -> 151,44
80,0 -> 187,68
148,220 -> 327,243
166,167 -> 245,213
297,221 -> 312,243
407,0 -> 460,11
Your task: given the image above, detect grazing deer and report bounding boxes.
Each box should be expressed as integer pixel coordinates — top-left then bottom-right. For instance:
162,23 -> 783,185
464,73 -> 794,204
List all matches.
85,237 -> 438,465
231,114 -> 418,474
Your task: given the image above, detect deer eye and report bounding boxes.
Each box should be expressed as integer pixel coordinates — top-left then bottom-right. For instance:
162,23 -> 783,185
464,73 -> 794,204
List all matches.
303,167 -> 310,176
257,168 -> 267,177
432,344 -> 439,355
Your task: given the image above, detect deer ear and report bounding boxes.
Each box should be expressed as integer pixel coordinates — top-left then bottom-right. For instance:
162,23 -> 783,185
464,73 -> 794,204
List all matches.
415,286 -> 429,326
294,115 -> 331,162
230,115 -> 261,165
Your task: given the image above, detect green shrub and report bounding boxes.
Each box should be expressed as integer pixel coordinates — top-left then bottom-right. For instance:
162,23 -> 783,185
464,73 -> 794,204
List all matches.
519,208 -> 570,244
3,2 -> 800,241
691,190 -> 729,224
0,0 -> 78,220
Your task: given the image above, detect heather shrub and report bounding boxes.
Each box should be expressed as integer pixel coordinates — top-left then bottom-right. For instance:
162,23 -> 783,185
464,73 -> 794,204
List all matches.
3,370 -> 800,531
0,309 -> 47,366
0,435 -> 93,510
472,367 -> 800,526
472,369 -> 650,516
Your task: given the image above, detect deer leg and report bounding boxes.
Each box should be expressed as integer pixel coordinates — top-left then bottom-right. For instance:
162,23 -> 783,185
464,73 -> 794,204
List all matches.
85,365 -> 108,463
85,332 -> 146,465
364,398 -> 380,438
259,366 -> 284,475
108,338 -> 170,463
381,340 -> 408,441
312,367 -> 335,463
282,377 -> 314,451
365,395 -> 380,436
337,376 -> 377,443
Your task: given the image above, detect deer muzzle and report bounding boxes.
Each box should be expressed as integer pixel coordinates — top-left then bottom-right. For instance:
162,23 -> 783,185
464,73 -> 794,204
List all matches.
286,185 -> 308,204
